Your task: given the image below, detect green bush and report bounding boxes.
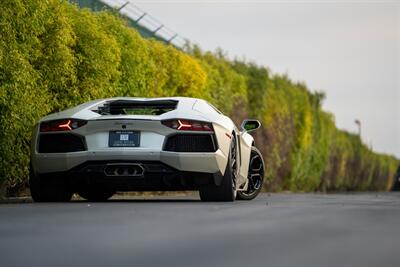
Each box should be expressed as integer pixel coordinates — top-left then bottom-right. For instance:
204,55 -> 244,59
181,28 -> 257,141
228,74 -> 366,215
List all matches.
0,0 -> 397,196
0,0 -> 207,195
228,57 -> 398,192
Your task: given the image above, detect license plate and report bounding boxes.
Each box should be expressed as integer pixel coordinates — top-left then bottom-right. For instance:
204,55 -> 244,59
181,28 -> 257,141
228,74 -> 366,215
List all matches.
109,131 -> 140,147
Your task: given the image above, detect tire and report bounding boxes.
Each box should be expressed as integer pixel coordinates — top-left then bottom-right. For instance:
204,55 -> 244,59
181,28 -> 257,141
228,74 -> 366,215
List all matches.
78,189 -> 115,202
29,166 -> 73,202
199,135 -> 238,202
236,147 -> 265,200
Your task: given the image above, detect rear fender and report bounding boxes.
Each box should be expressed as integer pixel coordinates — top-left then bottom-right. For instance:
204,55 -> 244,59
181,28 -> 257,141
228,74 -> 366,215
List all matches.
238,132 -> 254,189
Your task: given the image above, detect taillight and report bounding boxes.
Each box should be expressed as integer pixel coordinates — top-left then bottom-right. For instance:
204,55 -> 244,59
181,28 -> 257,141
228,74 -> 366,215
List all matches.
162,119 -> 214,132
40,119 -> 87,132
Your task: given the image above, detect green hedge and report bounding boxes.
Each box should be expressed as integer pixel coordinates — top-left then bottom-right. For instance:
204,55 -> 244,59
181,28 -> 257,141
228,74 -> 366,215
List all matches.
0,0 -> 398,196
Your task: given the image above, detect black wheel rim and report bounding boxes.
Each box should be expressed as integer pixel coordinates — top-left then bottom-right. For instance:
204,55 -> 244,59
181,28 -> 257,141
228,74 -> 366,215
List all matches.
243,151 -> 264,196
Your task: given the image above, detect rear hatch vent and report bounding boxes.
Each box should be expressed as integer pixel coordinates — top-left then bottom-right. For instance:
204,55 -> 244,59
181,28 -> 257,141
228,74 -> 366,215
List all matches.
164,134 -> 217,152
38,133 -> 86,153
93,99 -> 178,116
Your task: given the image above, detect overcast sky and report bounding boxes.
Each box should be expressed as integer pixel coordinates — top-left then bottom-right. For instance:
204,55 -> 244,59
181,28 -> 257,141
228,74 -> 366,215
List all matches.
117,0 -> 399,157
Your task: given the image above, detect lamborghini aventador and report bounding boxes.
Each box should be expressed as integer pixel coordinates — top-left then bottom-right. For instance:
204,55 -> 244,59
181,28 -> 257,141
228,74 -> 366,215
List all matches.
30,97 -> 264,202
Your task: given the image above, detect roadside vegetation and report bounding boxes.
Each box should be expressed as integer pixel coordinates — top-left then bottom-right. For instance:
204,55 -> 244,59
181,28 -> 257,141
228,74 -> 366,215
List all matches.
0,0 -> 398,196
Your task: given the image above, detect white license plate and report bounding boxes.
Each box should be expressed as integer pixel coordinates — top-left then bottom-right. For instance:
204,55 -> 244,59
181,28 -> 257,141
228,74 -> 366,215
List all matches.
108,131 -> 140,147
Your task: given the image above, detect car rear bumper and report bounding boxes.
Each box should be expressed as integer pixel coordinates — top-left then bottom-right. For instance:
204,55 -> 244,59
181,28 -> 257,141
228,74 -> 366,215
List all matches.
31,149 -> 227,175
35,161 -> 224,191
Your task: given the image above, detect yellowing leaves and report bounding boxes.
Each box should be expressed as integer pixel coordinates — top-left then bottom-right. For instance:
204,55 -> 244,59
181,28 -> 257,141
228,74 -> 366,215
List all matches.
0,0 -> 397,196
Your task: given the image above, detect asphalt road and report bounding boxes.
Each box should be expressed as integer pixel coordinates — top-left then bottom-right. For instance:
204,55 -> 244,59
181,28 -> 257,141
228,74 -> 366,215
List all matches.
1,193 -> 400,267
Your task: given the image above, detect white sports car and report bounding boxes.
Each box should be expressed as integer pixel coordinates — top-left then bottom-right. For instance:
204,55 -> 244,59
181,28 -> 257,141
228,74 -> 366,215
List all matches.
30,97 -> 264,202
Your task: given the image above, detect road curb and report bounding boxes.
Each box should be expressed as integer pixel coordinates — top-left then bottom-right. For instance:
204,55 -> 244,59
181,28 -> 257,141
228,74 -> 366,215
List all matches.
0,197 -> 32,204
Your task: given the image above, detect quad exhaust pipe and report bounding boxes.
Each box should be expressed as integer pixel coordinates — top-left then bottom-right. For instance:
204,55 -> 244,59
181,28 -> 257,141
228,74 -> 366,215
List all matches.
104,163 -> 144,177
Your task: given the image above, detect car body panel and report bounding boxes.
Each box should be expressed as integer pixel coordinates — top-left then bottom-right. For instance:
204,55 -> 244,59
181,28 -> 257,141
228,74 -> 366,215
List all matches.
31,97 -> 258,191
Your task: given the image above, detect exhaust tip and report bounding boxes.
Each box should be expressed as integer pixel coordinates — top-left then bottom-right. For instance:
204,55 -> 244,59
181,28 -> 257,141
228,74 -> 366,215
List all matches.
104,163 -> 144,177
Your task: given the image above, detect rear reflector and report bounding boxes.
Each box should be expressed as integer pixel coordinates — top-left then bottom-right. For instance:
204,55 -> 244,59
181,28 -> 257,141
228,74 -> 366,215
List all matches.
162,119 -> 213,132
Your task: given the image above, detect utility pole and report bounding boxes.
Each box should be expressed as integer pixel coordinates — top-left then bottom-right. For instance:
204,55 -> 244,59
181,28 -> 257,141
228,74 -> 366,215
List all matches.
354,119 -> 361,137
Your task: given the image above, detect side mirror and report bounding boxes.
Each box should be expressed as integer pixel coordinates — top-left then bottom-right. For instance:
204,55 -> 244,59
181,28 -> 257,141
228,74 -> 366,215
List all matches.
240,119 -> 261,132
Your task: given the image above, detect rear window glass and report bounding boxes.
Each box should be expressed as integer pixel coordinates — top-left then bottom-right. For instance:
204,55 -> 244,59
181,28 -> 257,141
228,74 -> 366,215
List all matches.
93,100 -> 178,115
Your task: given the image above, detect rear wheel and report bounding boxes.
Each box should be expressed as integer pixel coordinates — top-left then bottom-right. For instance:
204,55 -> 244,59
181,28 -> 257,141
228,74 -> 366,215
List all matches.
199,135 -> 237,202
29,167 -> 73,202
236,147 -> 265,200
78,189 -> 115,202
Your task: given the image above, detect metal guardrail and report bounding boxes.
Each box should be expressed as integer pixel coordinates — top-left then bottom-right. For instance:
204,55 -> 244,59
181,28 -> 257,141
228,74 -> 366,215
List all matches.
70,0 -> 187,48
